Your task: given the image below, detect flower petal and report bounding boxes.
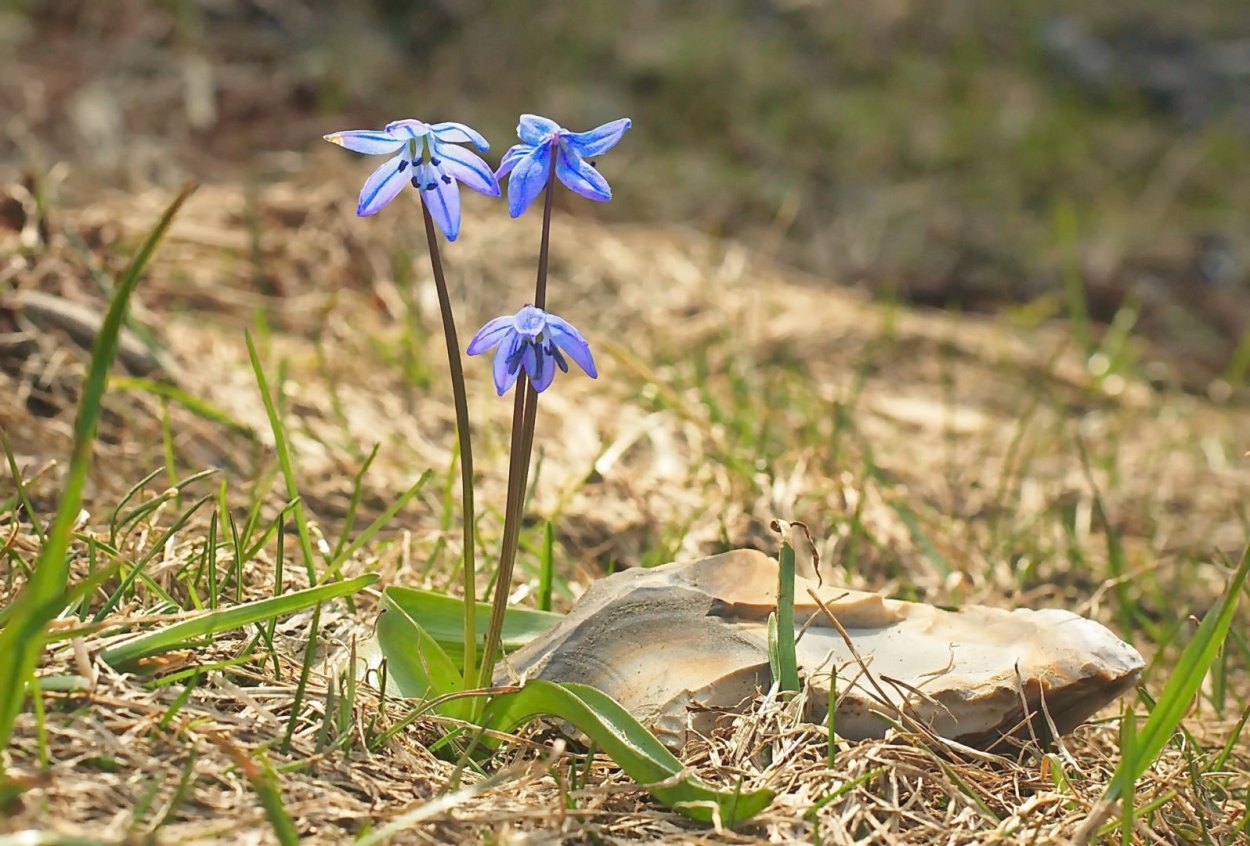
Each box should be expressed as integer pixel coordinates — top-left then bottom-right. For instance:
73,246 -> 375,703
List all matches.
493,333 -> 524,395
564,118 -> 631,158
505,145 -> 552,218
530,342 -> 558,392
521,341 -> 539,380
385,119 -> 431,140
518,114 -> 561,146
325,130 -> 406,156
546,314 -> 597,377
357,153 -> 409,216
436,144 -> 500,196
467,315 -> 515,355
430,121 -> 490,151
417,162 -> 462,241
495,144 -> 530,178
555,146 -> 612,203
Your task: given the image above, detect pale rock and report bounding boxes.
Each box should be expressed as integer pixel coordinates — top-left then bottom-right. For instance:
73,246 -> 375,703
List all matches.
498,549 -> 1144,749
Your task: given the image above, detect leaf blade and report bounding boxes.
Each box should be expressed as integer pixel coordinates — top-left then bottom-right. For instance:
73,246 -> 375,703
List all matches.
100,574 -> 378,667
482,679 -> 773,826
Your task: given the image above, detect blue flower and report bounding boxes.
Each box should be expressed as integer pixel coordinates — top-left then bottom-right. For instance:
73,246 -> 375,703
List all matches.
467,305 -> 597,395
496,115 -> 631,218
324,119 -> 500,239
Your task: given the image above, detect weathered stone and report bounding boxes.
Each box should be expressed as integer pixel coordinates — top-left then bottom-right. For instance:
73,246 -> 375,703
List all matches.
498,549 -> 1144,749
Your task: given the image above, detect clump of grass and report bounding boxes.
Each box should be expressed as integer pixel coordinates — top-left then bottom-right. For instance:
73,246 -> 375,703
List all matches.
0,182 -> 197,778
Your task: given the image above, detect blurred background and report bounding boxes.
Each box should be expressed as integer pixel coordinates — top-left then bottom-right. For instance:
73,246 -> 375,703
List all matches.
3,0 -> 1249,391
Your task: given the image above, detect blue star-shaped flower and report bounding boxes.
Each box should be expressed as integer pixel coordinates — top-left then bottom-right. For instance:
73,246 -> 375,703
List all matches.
324,119 -> 500,239
495,115 -> 631,218
467,305 -> 597,395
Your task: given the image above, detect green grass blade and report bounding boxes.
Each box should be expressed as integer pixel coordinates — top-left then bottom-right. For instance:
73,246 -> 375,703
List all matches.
99,574 -> 377,667
1,428 -> 45,542
0,181 -> 196,771
1056,198 -> 1092,359
481,679 -> 773,826
332,443 -> 380,562
93,493 -> 215,622
805,766 -> 887,821
325,470 -> 432,581
108,375 -> 257,440
888,499 -> 951,578
827,663 -> 838,766
221,745 -> 299,846
244,331 -> 319,582
1105,543 -> 1250,801
380,586 -> 560,669
1119,704 -> 1136,846
774,540 -> 799,693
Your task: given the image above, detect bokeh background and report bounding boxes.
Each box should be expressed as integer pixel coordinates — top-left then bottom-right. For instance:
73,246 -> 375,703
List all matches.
4,0 -> 1250,386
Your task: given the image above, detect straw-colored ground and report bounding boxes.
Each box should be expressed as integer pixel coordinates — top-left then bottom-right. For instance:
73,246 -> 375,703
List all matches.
2,165 -> 1248,842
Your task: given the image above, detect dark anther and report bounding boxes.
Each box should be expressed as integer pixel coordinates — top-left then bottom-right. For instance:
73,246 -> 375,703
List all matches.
441,175 -> 452,185
398,160 -> 408,172
410,176 -> 421,188
425,182 -> 438,191
430,157 -> 441,166
550,342 -> 569,373
589,160 -> 598,168
506,343 -> 527,372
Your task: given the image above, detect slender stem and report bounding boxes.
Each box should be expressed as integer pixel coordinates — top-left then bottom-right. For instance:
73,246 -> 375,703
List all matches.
478,375 -> 530,684
514,383 -> 540,503
533,146 -> 559,309
420,201 -> 477,690
479,151 -> 560,685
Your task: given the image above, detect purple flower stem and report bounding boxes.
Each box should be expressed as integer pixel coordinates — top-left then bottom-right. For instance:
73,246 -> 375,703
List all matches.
532,141 -> 558,310
479,151 -> 559,687
420,200 -> 477,690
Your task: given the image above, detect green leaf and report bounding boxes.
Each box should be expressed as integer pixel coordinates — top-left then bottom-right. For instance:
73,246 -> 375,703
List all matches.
774,542 -> 799,693
482,679 -> 773,827
100,574 -> 377,667
376,589 -> 469,719
381,586 -> 560,669
1105,543 -> 1250,801
0,182 -> 197,773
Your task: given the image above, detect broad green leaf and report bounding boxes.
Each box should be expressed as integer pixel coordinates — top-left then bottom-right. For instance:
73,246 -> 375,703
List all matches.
381,586 -> 560,668
100,574 -> 377,667
1105,543 -> 1250,801
376,589 -> 470,720
482,679 -> 773,827
0,182 -> 196,771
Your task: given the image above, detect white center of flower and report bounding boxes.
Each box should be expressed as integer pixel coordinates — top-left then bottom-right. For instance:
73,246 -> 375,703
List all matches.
514,305 -> 548,338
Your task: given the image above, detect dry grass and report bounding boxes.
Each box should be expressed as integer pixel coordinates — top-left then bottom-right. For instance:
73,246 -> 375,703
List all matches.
1,165 -> 1248,843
